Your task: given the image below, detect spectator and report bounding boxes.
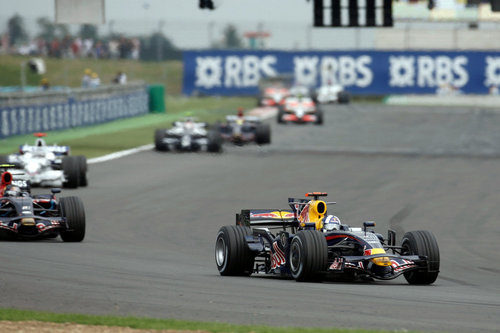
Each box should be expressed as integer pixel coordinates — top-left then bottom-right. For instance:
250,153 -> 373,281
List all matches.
81,68 -> 92,88
40,78 -> 50,91
89,72 -> 101,87
112,71 -> 127,84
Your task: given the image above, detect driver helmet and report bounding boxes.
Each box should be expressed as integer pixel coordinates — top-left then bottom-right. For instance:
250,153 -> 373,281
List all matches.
323,215 -> 342,232
4,185 -> 21,197
237,107 -> 244,118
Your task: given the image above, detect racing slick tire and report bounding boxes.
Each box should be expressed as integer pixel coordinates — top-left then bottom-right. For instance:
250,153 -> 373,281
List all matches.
277,106 -> 285,124
255,124 -> 271,145
76,155 -> 88,187
59,196 -> 86,242
401,230 -> 440,285
62,156 -> 80,189
154,129 -> 169,151
338,91 -> 350,104
207,131 -> 223,153
289,230 -> 328,282
215,225 -> 254,276
315,108 -> 324,125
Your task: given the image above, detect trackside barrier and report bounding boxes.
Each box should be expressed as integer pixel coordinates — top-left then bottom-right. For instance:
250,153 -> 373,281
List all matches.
0,82 -> 149,139
183,50 -> 500,96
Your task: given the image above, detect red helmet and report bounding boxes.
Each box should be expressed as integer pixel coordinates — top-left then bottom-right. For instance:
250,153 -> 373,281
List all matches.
237,107 -> 244,117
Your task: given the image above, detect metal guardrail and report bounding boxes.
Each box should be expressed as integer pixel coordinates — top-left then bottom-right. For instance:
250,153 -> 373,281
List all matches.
0,81 -> 147,107
0,82 -> 149,139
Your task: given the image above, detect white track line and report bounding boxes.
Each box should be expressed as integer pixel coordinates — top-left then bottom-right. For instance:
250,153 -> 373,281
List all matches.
87,107 -> 276,165
88,144 -> 154,164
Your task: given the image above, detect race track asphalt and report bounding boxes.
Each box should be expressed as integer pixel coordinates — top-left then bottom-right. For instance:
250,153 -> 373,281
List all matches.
1,104 -> 499,332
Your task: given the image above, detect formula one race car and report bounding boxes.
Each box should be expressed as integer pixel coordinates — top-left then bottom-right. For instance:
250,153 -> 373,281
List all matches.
315,84 -> 350,104
0,165 -> 85,241
277,92 -> 323,125
217,113 -> 271,146
256,75 -> 293,107
0,133 -> 87,189
215,192 -> 439,284
155,118 -> 222,153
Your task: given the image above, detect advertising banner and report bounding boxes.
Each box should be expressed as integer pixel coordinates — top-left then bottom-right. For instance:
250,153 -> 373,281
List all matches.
183,50 -> 500,96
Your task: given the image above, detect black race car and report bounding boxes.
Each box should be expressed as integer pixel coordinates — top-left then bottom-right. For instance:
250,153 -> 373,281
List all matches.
0,166 -> 85,242
217,115 -> 271,146
215,192 -> 439,284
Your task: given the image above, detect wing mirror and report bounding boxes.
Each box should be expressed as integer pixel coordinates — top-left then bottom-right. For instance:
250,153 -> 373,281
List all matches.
363,221 -> 376,233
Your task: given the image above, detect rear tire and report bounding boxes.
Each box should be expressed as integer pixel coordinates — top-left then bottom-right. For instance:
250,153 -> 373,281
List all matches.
207,131 -> 223,153
215,225 -> 254,276
289,230 -> 328,282
315,108 -> 324,125
76,155 -> 88,187
59,196 -> 86,242
338,91 -> 350,104
277,106 -> 285,124
255,124 -> 271,145
154,129 -> 169,151
401,230 -> 440,285
62,156 -> 80,188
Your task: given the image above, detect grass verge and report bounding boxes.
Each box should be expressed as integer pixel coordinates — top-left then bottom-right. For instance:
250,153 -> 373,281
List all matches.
0,96 -> 256,158
0,308 -> 403,333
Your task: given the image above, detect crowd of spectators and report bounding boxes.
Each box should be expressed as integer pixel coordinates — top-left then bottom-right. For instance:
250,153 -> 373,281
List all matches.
0,33 -> 140,60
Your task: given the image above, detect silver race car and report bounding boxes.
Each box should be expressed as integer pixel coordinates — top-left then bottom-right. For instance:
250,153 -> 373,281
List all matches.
155,118 -> 222,153
0,133 -> 87,189
316,84 -> 350,104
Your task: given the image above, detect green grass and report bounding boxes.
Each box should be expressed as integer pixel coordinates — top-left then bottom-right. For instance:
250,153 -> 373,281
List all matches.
0,308 -> 404,333
0,96 -> 256,158
0,55 -> 182,94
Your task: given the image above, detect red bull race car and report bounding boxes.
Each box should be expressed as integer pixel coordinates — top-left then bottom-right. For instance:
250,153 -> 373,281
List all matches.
0,165 -> 85,241
215,192 -> 439,284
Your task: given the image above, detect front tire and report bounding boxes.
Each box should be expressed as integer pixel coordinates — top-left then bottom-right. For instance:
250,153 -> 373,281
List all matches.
59,196 -> 86,242
289,230 -> 327,281
215,225 -> 254,276
401,230 -> 440,285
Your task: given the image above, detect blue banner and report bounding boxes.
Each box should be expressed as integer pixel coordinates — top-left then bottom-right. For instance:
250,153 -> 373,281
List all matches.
183,50 -> 500,96
0,90 -> 148,139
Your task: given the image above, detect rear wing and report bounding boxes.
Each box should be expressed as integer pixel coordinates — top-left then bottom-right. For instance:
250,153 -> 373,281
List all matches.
236,209 -> 298,228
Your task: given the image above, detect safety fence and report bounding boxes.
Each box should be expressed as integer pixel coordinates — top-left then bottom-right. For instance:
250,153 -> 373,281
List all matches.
0,82 -> 148,139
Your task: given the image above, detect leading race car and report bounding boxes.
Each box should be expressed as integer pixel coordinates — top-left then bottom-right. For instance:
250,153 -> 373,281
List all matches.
0,165 -> 85,241
215,192 -> 440,284
217,110 -> 271,146
277,90 -> 323,125
315,84 -> 350,104
0,133 -> 87,188
155,117 -> 222,153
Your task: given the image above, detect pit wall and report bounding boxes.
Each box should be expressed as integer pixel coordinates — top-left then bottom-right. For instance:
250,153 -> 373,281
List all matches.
183,50 -> 500,96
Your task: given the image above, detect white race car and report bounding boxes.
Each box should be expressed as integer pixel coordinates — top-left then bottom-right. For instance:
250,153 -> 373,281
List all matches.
155,118 -> 222,152
0,133 -> 87,188
316,84 -> 350,104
